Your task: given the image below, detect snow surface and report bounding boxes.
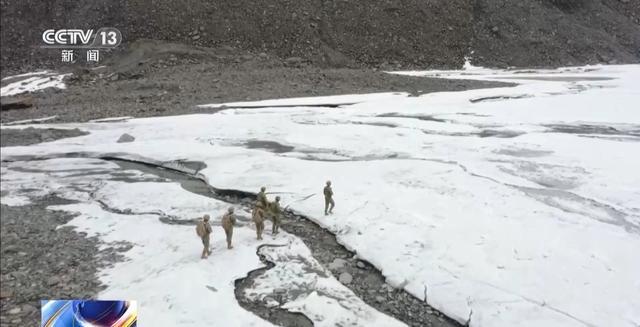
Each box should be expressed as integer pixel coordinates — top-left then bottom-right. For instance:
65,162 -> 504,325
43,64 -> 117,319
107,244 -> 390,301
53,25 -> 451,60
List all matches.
1,158 -> 406,326
2,64 -> 640,327
1,70 -> 52,81
48,202 -> 275,327
0,72 -> 70,97
2,115 -> 59,126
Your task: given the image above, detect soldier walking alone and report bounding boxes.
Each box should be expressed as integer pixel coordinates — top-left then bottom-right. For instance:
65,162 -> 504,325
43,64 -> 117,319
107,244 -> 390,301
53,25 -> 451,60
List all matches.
324,180 -> 335,215
221,207 -> 236,249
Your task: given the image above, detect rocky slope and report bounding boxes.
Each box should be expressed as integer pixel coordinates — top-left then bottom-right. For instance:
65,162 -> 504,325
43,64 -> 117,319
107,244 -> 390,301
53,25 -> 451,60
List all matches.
1,0 -> 638,72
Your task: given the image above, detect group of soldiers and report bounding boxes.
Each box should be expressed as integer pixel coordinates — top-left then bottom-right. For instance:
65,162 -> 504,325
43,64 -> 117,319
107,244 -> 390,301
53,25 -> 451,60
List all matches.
251,186 -> 283,240
195,181 -> 335,259
195,208 -> 237,259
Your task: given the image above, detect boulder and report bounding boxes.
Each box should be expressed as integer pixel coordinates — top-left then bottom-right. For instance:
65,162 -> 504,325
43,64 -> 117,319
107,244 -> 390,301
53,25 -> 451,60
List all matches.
117,133 -> 135,143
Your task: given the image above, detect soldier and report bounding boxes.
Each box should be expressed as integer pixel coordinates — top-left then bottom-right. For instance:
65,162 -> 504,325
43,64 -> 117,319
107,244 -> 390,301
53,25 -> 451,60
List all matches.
196,214 -> 213,259
252,202 -> 266,240
269,196 -> 282,235
257,186 -> 268,209
221,207 -> 236,249
324,180 -> 335,215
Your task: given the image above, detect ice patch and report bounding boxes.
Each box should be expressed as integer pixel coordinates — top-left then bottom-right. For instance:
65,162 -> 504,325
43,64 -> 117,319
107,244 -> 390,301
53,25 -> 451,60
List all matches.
2,65 -> 640,327
1,72 -> 70,97
0,194 -> 31,206
1,70 -> 51,81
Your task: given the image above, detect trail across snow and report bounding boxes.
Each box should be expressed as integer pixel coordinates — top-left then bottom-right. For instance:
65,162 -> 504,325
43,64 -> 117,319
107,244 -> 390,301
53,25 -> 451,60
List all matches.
2,64 -> 639,327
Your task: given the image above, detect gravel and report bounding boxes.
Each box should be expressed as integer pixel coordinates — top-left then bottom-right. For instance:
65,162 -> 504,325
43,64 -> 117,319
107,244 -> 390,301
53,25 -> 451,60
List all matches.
338,272 -> 354,284
1,0 -> 638,72
0,197 -> 125,327
0,128 -> 88,147
1,40 -> 509,124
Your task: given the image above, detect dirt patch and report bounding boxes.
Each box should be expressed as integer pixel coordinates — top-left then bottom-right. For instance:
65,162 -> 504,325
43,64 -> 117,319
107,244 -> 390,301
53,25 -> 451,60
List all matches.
1,96 -> 34,111
1,40 -> 510,124
0,127 -> 89,147
469,94 -> 533,103
245,140 -> 295,154
377,113 -> 449,123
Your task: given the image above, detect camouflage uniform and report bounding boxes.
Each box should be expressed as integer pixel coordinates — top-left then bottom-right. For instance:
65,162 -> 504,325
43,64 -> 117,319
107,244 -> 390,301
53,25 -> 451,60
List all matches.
257,187 -> 268,209
221,209 -> 236,249
269,197 -> 282,234
197,216 -> 212,258
252,204 -> 266,240
324,182 -> 335,215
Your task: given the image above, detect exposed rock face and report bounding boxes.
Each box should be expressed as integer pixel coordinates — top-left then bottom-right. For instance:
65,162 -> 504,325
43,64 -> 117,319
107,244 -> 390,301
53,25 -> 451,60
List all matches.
1,0 -> 638,72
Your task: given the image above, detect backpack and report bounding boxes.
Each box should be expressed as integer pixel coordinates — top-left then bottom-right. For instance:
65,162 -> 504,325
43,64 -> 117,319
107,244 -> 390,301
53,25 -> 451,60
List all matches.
196,221 -> 205,237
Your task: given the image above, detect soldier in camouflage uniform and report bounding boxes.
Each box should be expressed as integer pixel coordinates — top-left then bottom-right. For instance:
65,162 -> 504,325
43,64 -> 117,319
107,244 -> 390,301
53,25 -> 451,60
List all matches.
196,214 -> 213,259
324,180 -> 335,215
252,202 -> 266,240
221,207 -> 236,249
269,196 -> 282,235
257,186 -> 268,209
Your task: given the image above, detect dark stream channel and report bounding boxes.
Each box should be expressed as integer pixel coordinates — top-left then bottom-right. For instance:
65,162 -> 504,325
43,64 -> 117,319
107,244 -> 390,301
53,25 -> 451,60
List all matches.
109,158 -> 461,327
